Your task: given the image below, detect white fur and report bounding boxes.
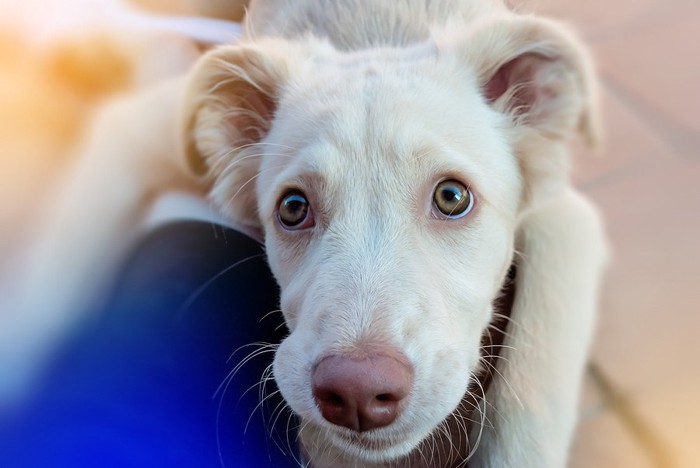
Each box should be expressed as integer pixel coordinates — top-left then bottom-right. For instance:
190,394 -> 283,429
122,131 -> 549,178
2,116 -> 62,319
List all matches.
8,1 -> 608,466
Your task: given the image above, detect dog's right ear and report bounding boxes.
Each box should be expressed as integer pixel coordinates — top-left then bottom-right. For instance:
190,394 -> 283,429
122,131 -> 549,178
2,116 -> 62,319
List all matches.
182,42 -> 291,177
181,40 -> 300,229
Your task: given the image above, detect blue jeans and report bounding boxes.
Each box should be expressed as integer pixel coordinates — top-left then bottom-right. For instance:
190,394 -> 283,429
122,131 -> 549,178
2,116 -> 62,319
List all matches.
0,222 -> 299,467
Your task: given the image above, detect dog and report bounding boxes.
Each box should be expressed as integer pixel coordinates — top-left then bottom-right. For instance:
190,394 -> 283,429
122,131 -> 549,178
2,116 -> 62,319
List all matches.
5,1 -> 608,466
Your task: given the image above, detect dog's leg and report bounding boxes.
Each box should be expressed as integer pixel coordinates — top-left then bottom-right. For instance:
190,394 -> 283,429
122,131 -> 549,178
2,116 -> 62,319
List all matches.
469,189 -> 608,467
0,78 -> 197,398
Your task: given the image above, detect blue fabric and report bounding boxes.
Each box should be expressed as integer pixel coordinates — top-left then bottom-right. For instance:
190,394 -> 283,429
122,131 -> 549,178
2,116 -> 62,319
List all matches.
0,222 -> 299,467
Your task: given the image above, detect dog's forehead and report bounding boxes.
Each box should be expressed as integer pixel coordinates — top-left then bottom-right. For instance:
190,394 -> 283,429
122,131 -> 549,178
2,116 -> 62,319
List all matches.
266,57 -> 520,210
276,56 -> 489,163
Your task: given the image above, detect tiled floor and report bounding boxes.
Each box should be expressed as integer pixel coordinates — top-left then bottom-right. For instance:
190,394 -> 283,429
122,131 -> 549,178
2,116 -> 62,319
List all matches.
533,0 -> 700,466
0,1 -> 698,467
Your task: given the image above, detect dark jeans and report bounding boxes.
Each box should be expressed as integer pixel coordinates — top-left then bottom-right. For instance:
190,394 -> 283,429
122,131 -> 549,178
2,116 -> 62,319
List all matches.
0,222 -> 298,467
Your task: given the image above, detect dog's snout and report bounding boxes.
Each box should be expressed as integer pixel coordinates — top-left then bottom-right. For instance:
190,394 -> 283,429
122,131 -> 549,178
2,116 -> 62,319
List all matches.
312,354 -> 413,432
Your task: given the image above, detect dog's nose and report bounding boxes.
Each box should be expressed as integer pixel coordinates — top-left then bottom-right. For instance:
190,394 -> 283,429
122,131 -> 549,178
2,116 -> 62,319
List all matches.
312,353 -> 413,432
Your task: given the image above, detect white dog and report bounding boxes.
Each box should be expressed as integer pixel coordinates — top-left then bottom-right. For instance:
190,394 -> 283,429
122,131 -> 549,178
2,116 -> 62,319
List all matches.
6,1 -> 608,466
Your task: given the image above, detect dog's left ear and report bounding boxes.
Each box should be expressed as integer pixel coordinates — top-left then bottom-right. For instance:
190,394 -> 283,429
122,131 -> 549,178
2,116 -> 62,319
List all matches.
442,16 -> 601,209
464,16 -> 600,145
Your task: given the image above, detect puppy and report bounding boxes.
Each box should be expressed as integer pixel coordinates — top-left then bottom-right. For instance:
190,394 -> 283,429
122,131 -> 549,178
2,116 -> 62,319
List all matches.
8,0 -> 608,466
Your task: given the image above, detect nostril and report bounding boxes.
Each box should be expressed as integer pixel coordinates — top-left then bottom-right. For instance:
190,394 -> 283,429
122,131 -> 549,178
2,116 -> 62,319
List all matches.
312,353 -> 413,432
318,390 -> 345,407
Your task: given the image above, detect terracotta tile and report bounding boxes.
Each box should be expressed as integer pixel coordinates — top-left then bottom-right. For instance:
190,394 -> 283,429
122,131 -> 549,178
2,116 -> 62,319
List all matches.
527,0 -> 673,39
578,370 -> 605,419
633,377 -> 700,467
573,153 -> 700,465
593,4 -> 700,151
560,372 -> 655,466
584,158 -> 700,393
570,408 -> 654,468
571,85 -> 673,188
569,370 -> 670,468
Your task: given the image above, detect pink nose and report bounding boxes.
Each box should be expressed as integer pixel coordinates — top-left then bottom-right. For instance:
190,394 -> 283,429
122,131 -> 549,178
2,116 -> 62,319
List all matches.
312,354 -> 413,432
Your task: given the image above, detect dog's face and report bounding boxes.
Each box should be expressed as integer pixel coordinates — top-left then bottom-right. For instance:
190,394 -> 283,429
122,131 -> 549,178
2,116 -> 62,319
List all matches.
184,15 -> 596,464
258,52 -> 521,460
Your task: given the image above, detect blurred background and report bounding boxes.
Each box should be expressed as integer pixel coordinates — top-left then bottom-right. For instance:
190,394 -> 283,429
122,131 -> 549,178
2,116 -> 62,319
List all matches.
0,0 -> 245,271
0,0 -> 697,466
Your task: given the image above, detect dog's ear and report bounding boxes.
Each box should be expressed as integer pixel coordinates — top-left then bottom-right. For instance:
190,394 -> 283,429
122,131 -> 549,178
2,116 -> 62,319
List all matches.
465,16 -> 600,145
442,16 -> 601,210
181,40 -> 300,230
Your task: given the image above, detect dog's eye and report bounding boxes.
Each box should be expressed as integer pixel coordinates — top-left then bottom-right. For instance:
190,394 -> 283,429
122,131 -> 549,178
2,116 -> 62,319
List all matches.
433,179 -> 474,218
278,190 -> 314,229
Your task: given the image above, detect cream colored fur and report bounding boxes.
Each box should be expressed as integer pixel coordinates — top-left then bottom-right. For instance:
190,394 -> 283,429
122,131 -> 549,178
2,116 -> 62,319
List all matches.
6,1 -> 608,466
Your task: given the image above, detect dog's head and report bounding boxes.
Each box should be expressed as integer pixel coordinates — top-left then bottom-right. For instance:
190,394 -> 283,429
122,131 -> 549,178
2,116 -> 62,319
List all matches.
182,14 -> 597,464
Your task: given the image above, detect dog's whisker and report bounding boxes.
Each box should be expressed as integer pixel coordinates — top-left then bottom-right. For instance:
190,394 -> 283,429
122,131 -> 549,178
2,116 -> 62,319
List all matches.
215,148 -> 290,167
481,343 -> 516,351
242,388 -> 282,436
235,141 -> 299,153
460,389 -> 497,430
481,353 -> 513,365
175,254 -> 266,320
215,149 -> 295,175
225,340 -> 277,365
267,397 -> 292,438
221,164 -> 287,214
285,406 -> 309,466
490,313 -> 539,348
243,388 -> 282,435
490,311 -> 522,328
212,348 -> 278,460
259,308 -> 283,323
225,346 -> 277,388
435,418 -> 456,463
214,343 -> 278,399
463,377 -> 491,464
479,357 -> 524,411
238,367 -> 276,402
267,411 -> 296,461
488,322 -> 518,341
257,364 -> 276,420
283,411 -> 300,464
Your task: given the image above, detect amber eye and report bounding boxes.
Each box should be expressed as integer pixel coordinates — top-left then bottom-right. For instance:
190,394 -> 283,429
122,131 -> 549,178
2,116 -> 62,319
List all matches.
278,190 -> 314,229
433,179 -> 474,218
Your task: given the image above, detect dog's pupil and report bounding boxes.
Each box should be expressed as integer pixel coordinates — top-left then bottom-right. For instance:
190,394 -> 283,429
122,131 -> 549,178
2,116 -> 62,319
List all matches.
443,187 -> 460,205
282,194 -> 308,223
288,200 -> 302,212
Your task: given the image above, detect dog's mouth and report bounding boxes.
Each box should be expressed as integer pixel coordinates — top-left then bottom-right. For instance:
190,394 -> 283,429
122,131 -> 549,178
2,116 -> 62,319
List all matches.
322,425 -> 426,462
338,431 -> 398,450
